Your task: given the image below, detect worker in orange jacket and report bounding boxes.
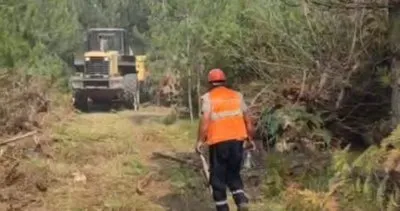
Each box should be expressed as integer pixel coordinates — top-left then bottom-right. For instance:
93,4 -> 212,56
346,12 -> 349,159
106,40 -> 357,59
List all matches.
196,68 -> 256,211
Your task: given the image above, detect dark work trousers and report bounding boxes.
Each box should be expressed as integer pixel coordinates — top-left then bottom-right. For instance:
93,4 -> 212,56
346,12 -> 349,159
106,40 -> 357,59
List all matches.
209,140 -> 249,211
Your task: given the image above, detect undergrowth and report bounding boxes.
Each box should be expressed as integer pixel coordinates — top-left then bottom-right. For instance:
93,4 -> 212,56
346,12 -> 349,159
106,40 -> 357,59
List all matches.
250,124 -> 400,211
0,69 -> 54,134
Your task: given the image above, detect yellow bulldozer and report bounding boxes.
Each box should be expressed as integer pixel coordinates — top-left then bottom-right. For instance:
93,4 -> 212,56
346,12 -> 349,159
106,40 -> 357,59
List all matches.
70,28 -> 147,111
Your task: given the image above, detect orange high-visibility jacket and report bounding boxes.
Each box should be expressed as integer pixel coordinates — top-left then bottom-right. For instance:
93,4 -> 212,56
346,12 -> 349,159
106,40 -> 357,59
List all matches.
200,86 -> 248,145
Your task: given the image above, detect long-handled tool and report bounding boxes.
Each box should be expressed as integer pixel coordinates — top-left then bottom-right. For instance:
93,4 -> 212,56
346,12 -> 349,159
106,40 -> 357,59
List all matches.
199,152 -> 213,195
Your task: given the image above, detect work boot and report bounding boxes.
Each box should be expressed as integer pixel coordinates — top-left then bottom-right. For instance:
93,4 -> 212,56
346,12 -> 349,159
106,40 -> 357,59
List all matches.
237,203 -> 249,211
216,204 -> 229,211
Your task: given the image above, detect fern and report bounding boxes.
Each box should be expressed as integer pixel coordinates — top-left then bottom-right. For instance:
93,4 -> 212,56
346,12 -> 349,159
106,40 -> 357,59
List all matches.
377,175 -> 389,209
258,105 -> 331,151
362,175 -> 373,199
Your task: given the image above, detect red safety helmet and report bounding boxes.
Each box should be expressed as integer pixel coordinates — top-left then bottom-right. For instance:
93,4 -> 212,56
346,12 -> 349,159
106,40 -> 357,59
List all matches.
208,68 -> 226,82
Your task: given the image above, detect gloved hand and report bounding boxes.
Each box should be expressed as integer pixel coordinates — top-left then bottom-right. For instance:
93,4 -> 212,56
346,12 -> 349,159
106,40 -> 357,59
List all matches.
244,140 -> 256,151
195,141 -> 205,154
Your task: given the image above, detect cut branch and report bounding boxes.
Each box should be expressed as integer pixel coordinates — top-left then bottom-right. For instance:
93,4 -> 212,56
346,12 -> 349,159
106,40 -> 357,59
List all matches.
250,85 -> 270,106
295,69 -> 308,104
0,131 -> 38,146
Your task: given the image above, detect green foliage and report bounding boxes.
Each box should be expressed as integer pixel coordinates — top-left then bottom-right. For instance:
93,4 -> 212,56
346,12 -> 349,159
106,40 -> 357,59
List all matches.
260,107 -> 283,146
72,0 -> 150,54
325,125 -> 400,210
147,0 -> 386,82
0,0 -> 80,65
258,105 -> 331,147
263,153 -> 288,197
0,0 -> 150,85
255,125 -> 400,210
147,0 -> 246,79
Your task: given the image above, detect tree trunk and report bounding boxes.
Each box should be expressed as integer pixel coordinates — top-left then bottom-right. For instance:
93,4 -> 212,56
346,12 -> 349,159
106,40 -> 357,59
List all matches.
389,1 -> 400,129
391,59 -> 400,128
185,11 -> 194,123
188,67 -> 194,122
197,61 -> 203,118
186,28 -> 194,123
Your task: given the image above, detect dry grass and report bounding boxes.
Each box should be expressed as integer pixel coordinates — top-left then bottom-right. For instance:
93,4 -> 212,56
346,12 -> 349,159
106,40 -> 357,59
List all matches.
0,106 -> 198,211
41,110 -> 174,210
0,70 -> 52,134
0,106 -> 209,211
283,183 -> 340,211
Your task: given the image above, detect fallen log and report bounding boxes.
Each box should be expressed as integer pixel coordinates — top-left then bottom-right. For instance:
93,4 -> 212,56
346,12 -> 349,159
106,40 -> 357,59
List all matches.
0,131 -> 38,146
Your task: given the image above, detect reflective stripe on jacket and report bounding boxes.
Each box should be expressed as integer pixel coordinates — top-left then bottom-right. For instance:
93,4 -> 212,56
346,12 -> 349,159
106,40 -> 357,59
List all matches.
201,86 -> 248,145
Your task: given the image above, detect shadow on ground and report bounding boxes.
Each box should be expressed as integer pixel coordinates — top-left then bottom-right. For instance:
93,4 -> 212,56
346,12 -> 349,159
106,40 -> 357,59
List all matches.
150,151 -> 214,211
150,151 -> 265,211
80,102 -> 118,113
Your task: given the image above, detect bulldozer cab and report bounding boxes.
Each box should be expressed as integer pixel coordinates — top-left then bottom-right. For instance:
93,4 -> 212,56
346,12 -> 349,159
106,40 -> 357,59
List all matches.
85,28 -> 130,55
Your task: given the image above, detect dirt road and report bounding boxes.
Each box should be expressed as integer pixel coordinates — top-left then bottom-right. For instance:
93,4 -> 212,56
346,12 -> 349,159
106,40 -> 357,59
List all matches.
0,106 -> 267,211
0,107 -> 215,211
